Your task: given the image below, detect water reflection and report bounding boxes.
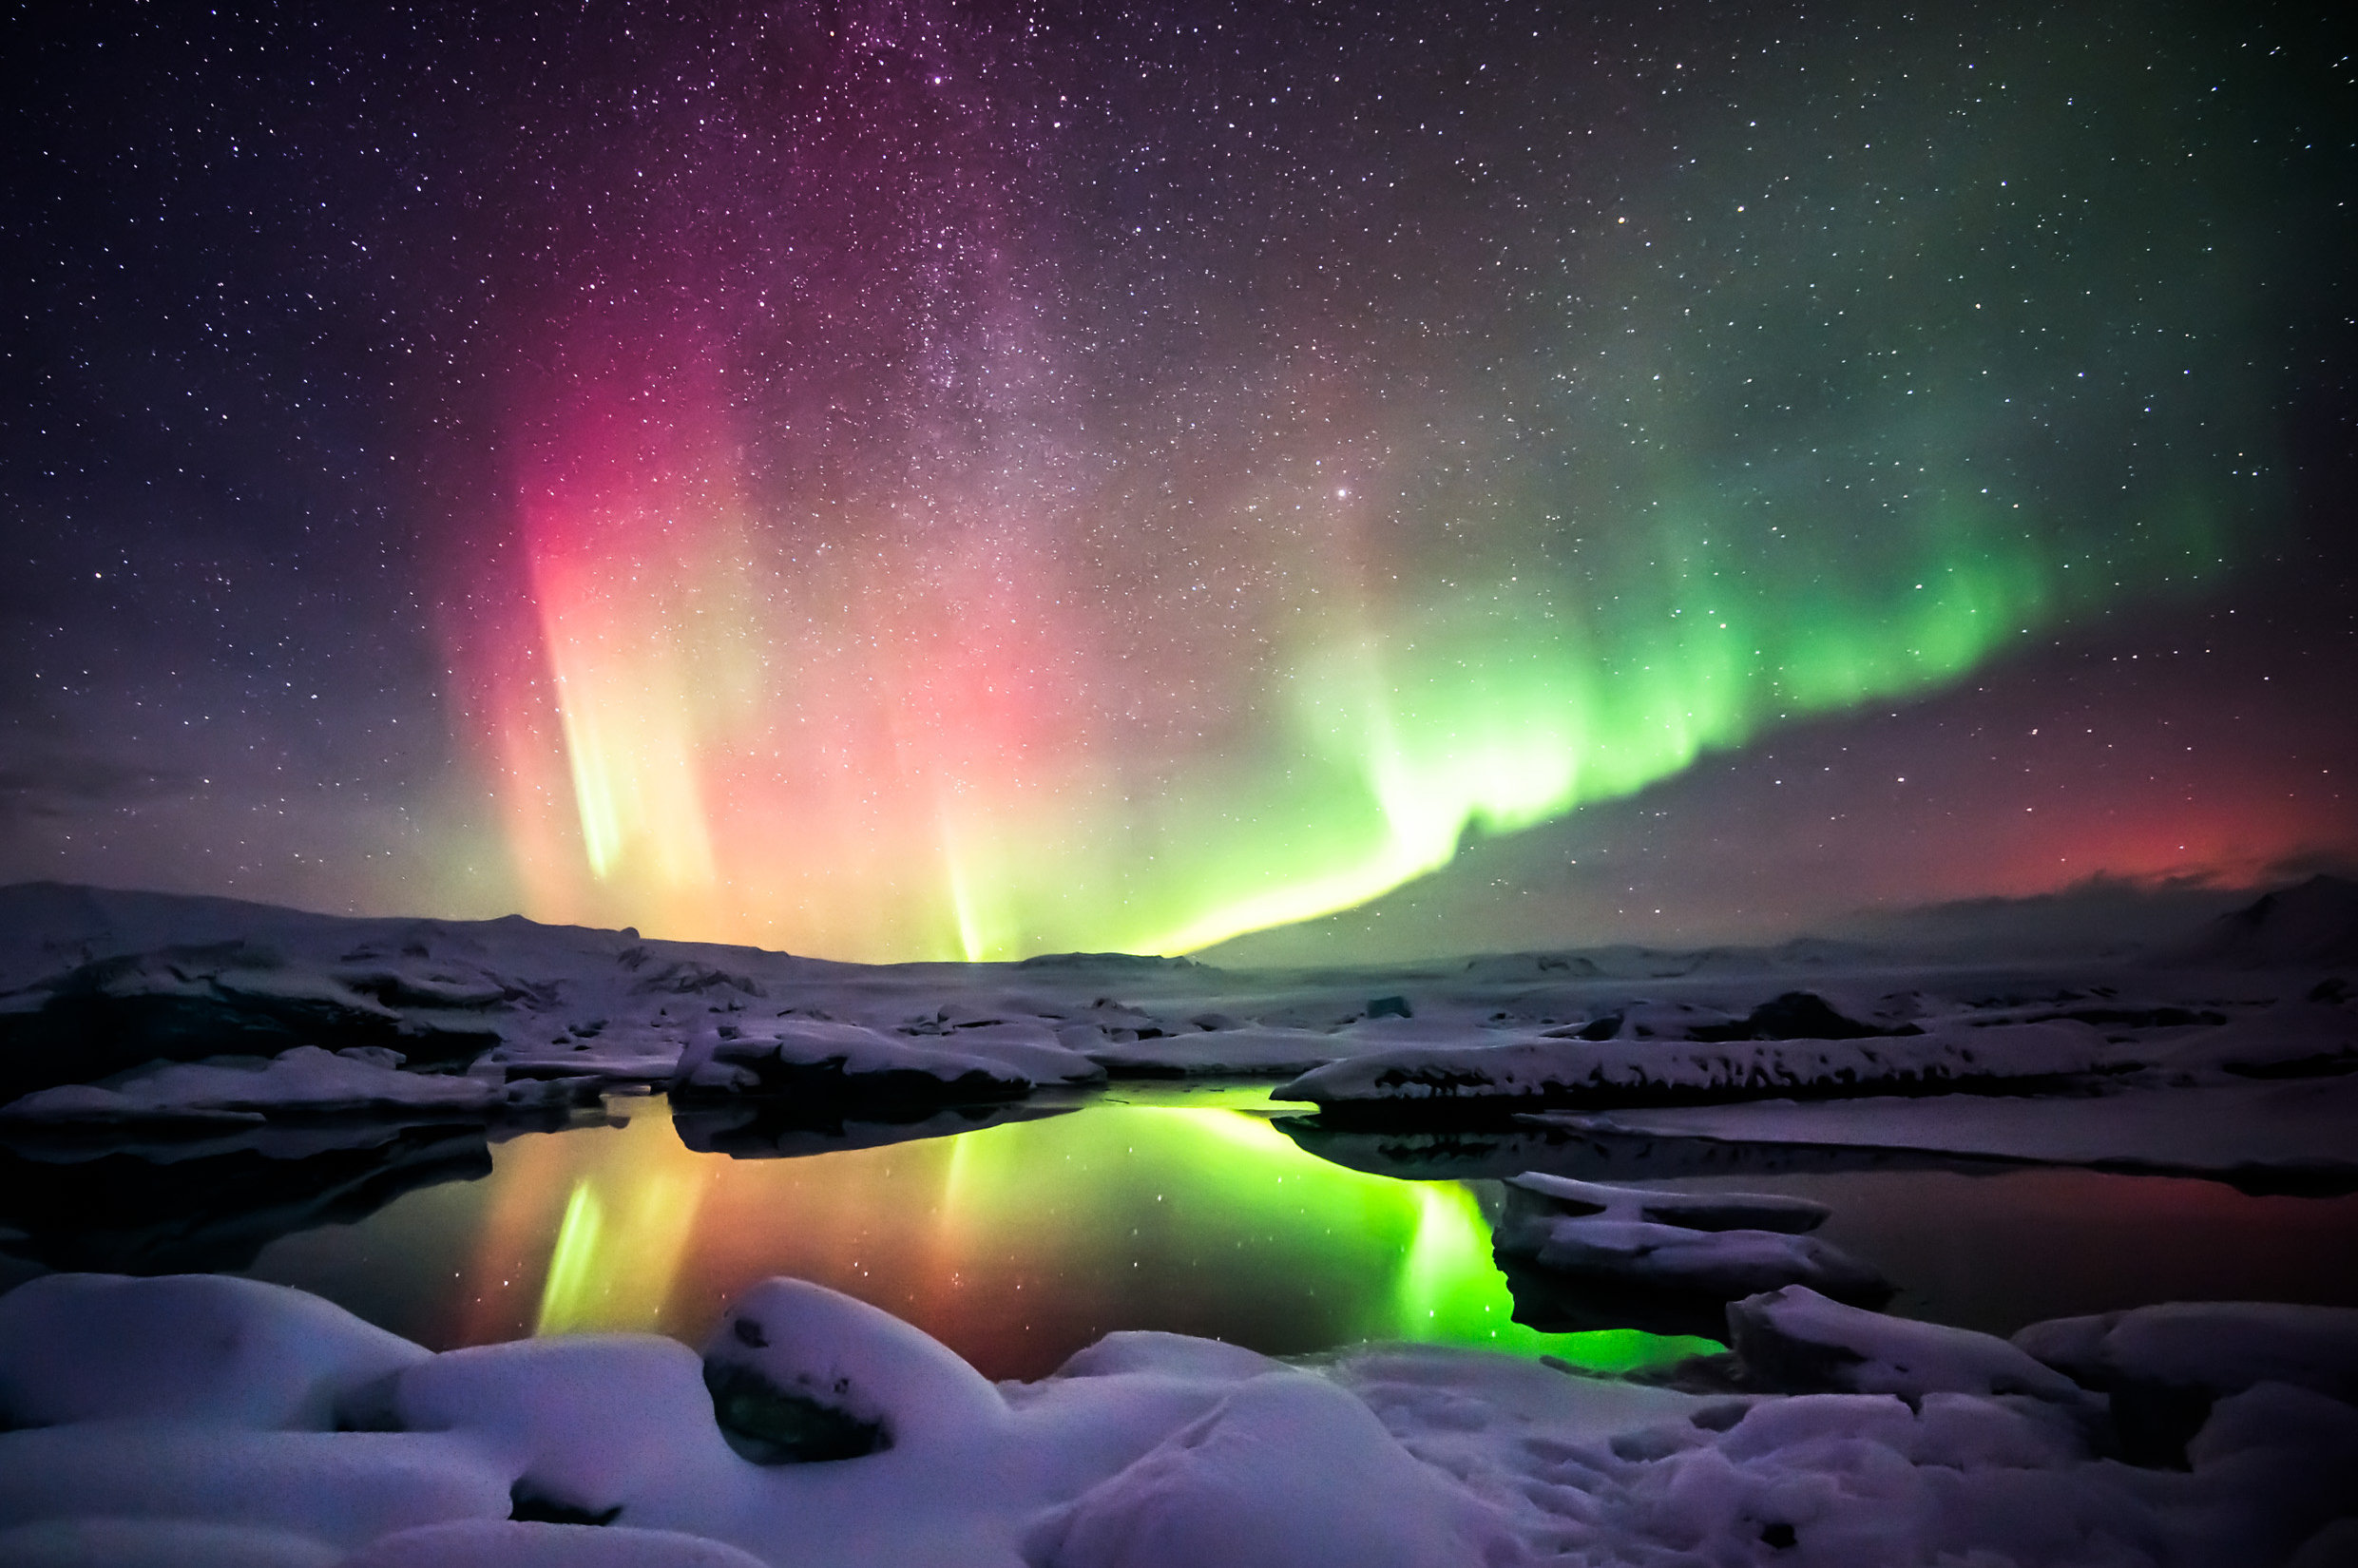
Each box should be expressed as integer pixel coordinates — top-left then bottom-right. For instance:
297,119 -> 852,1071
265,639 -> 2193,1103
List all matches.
474,1094 -> 1710,1379
11,1090 -> 2352,1381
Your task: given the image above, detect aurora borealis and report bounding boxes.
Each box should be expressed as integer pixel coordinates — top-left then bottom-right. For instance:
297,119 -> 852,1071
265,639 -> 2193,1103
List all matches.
4,1 -> 2352,959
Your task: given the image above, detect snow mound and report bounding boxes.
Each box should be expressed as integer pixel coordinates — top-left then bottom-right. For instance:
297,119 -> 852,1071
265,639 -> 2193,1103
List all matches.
343,1520 -> 773,1568
0,1272 -> 427,1431
1026,1372 -> 1511,1568
394,1334 -> 738,1523
702,1276 -> 1009,1458
1275,1020 -> 2118,1119
1728,1285 -> 2090,1404
675,1020 -> 1036,1108
0,1272 -> 2351,1566
2014,1301 -> 2358,1405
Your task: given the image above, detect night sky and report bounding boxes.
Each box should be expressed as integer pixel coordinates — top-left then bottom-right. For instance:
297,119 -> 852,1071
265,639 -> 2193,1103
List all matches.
4,0 -> 2352,962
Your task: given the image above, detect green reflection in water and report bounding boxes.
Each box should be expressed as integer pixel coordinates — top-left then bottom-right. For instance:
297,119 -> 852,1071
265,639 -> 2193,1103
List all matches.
527,1094 -> 1716,1374
1140,1108 -> 1716,1371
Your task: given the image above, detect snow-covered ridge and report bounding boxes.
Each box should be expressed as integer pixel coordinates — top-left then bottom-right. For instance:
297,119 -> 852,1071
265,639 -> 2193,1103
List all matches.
3,881 -> 2351,1147
2,1271 -> 2353,1567
1274,1019 -> 2125,1121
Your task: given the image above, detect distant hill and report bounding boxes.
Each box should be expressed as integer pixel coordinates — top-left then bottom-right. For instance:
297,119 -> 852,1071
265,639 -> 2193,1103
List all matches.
2167,875 -> 2358,969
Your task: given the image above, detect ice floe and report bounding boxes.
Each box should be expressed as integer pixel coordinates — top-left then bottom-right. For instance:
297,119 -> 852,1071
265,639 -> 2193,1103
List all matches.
1492,1175 -> 1888,1334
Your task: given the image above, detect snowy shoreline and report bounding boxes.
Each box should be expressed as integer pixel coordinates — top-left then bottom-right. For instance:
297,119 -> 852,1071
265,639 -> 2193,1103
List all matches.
2,1270 -> 2354,1567
5,879 -> 2353,1171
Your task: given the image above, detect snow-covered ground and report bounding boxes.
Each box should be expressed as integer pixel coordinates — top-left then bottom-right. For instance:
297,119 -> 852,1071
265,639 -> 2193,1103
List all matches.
1,1270 -> 2353,1567
3,878 -> 2355,1562
5,879 -> 2353,1193
1532,1074 -> 2358,1188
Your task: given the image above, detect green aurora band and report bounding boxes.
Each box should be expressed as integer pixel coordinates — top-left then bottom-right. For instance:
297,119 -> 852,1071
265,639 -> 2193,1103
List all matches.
451,1 -> 2310,962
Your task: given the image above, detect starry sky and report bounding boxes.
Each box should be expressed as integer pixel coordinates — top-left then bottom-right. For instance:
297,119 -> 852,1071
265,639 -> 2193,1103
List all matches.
4,0 -> 2352,962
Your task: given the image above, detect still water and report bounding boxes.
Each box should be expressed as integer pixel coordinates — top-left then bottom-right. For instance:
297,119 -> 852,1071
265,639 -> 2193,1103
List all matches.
239,1087 -> 1716,1379
10,1084 -> 2358,1381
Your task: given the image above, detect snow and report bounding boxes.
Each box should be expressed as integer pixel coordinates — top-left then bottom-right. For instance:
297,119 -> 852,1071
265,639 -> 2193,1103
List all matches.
3,1271 -> 2353,1566
0,1045 -> 507,1124
0,1421 -> 511,1548
0,1517 -> 346,1568
1728,1285 -> 2092,1404
1493,1174 -> 1889,1307
0,1272 -> 428,1430
674,1020 -> 1041,1106
1274,1020 -> 2122,1117
706,1276 -> 1013,1449
1024,1372 -> 1513,1568
343,1520 -> 774,1568
4,881 -> 2356,1560
1535,1075 -> 2358,1183
2152,1001 -> 2358,1078
1505,1170 -> 1835,1232
7,881 -> 2350,1157
1077,1023 -> 1343,1078
2013,1301 -> 2358,1405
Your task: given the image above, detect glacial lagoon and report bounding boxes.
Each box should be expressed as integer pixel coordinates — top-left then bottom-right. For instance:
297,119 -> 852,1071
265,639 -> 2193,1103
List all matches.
10,1083 -> 2354,1382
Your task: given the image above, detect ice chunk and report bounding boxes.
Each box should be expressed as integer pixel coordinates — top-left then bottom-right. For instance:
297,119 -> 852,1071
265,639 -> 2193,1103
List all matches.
1495,1173 -> 1885,1313
1728,1286 -> 2089,1403
0,1272 -> 428,1431
1505,1215 -> 1888,1304
1506,1171 -> 1831,1233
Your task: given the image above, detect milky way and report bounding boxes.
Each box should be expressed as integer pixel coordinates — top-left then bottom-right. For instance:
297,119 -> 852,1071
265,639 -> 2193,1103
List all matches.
4,1 -> 2351,959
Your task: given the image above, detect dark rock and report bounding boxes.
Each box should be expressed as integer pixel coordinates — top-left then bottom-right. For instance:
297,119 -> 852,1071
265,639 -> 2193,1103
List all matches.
703,1358 -> 890,1464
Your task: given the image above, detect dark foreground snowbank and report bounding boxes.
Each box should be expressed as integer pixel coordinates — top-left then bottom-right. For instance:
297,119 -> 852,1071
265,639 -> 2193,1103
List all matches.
2,1272 -> 2353,1567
